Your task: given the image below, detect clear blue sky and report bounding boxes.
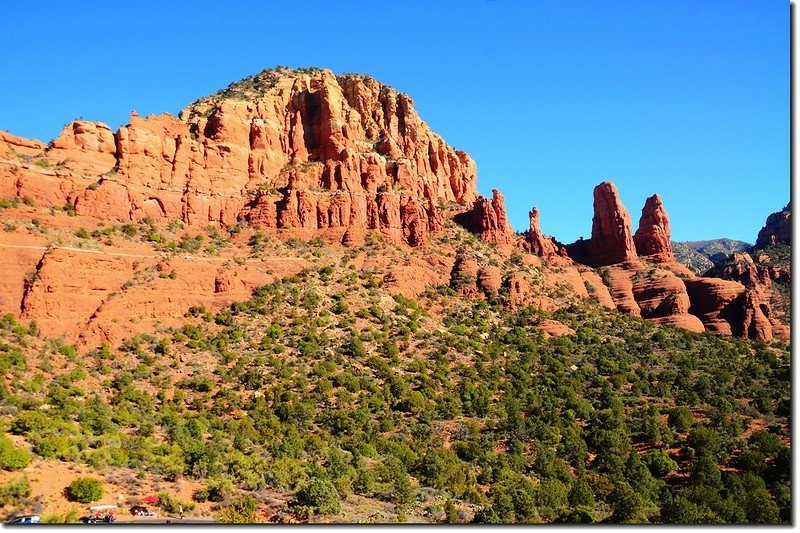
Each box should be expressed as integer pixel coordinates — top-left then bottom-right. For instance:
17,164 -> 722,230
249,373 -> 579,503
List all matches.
0,1 -> 788,243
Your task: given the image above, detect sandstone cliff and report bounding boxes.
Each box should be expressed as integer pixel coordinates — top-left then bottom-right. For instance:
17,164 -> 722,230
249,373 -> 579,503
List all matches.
705,205 -> 792,337
1,68 -> 479,247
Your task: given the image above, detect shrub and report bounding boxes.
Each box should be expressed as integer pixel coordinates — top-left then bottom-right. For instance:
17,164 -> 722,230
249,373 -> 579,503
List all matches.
41,507 -> 80,524
216,495 -> 260,523
67,477 -> 103,503
668,407 -> 694,433
156,491 -> 196,515
295,475 -> 341,515
10,411 -> 51,435
120,224 -> 138,237
193,478 -> 233,502
0,477 -> 31,505
643,449 -> 678,477
0,436 -> 31,470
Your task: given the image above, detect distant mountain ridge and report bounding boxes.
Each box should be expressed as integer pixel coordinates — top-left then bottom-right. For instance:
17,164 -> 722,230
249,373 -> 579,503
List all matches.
672,238 -> 752,274
702,204 -> 791,326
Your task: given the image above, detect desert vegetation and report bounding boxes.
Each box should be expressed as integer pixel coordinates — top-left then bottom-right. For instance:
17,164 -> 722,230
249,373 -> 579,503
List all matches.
0,257 -> 789,523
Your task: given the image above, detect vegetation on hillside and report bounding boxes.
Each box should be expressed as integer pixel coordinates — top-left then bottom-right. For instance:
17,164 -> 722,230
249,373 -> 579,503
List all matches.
0,254 -> 790,523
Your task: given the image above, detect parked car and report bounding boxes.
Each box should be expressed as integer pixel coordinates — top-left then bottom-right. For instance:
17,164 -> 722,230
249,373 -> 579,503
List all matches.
130,505 -> 155,516
6,515 -> 40,525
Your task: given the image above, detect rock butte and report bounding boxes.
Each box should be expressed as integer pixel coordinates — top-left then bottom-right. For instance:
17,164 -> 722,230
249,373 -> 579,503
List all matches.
755,202 -> 790,248
0,67 -> 789,343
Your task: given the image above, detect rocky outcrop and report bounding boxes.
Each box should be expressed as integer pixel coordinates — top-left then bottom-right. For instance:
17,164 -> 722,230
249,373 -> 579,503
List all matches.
631,273 -> 705,333
472,189 -> 515,245
0,70 -> 788,343
683,278 -> 746,337
755,203 -> 790,248
524,207 -> 568,258
382,255 -> 453,299
49,120 -> 117,174
477,266 -> 503,296
703,205 -> 791,339
1,68 -> 480,247
578,271 -> 616,308
561,180 -> 786,340
536,319 -> 575,337
0,131 -> 45,159
633,194 -> 674,262
711,252 -> 790,288
505,272 -> 532,308
450,254 -> 481,296
7,239 -> 309,346
567,181 -> 637,266
602,263 -> 643,316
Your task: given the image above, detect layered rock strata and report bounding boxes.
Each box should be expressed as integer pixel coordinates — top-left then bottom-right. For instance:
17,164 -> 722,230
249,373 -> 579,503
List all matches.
1,68 -> 480,247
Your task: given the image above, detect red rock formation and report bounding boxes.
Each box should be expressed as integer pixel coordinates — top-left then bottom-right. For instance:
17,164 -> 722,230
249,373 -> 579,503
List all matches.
0,131 -> 45,159
477,266 -> 503,295
633,194 -> 674,262
524,207 -> 568,258
567,181 -> 637,266
472,189 -> 515,245
536,319 -> 575,337
6,237 -> 309,346
2,68 -> 480,247
712,252 -> 789,288
578,271 -> 616,308
48,120 -> 117,175
683,278 -> 747,336
506,272 -> 532,307
631,273 -> 705,333
0,69 -> 788,343
755,203 -> 790,248
603,263 -> 643,316
699,205 -> 792,340
740,290 -> 774,340
450,254 -> 481,296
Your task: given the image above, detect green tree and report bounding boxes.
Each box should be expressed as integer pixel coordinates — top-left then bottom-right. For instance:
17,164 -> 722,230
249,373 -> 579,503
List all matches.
296,475 -> 341,515
667,406 -> 694,433
643,449 -> 678,477
556,506 -> 595,524
608,481 -> 647,523
568,476 -> 594,507
690,453 -> 721,488
67,477 -> 103,503
0,477 -> 31,506
740,473 -> 781,524
660,494 -> 703,524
